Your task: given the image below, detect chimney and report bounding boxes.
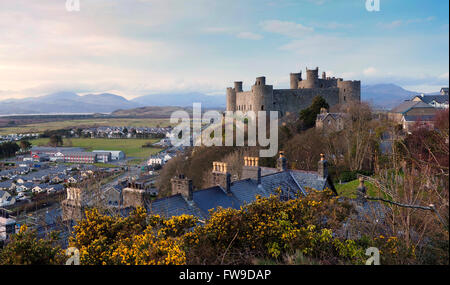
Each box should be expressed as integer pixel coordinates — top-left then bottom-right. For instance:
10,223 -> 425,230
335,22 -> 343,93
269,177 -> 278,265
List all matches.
212,162 -> 232,194
242,156 -> 262,185
171,174 -> 193,201
318,154 -> 328,179
277,151 -> 288,172
322,71 -> 326,79
226,172 -> 232,195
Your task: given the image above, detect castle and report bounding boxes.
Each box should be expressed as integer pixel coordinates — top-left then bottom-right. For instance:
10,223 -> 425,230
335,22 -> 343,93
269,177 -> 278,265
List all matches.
226,67 -> 361,116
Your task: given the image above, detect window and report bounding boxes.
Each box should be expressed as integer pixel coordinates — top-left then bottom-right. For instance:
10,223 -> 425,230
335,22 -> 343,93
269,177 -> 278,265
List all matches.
261,105 -> 264,110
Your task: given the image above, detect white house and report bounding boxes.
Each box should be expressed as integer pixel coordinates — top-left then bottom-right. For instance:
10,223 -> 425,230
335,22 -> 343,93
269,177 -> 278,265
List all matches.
0,190 -> 16,207
147,153 -> 173,166
32,184 -> 49,194
0,214 -> 16,241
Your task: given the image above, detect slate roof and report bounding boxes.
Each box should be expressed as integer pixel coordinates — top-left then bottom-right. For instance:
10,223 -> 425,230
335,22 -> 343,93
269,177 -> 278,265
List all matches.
146,168 -> 332,219
229,179 -> 267,204
403,115 -> 435,122
414,95 -> 449,104
0,181 -> 13,189
390,101 -> 433,113
193,186 -> 242,214
290,170 -> 328,192
0,190 -> 8,199
316,112 -> 343,121
147,194 -> 207,219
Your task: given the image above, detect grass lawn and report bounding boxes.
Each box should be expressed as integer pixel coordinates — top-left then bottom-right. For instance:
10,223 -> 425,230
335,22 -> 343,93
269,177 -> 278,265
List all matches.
335,179 -> 384,199
31,138 -> 162,158
0,118 -> 171,135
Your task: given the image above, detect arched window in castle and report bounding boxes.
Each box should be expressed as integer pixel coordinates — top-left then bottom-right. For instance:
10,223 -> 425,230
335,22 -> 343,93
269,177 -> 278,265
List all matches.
261,105 -> 264,111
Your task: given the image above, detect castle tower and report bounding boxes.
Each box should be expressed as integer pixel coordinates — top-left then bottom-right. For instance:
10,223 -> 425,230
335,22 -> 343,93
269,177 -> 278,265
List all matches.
234,81 -> 243,92
337,80 -> 361,104
303,67 -> 319,89
226,87 -> 237,112
290,72 -> 302,89
251,76 -> 273,113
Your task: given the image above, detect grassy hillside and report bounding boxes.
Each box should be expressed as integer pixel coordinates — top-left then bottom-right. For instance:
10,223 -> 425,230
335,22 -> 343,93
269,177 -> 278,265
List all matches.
31,138 -> 161,158
335,179 -> 382,199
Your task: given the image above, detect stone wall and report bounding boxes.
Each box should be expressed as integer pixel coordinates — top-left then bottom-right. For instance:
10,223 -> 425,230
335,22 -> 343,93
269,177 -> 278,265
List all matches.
273,88 -> 340,115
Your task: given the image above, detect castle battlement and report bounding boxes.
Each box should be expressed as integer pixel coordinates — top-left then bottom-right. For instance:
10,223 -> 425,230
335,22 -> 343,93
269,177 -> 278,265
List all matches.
226,67 -> 360,116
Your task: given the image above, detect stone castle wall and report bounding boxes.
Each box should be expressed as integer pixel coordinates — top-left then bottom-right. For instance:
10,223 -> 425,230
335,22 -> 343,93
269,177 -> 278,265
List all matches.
273,88 -> 340,115
226,67 -> 361,116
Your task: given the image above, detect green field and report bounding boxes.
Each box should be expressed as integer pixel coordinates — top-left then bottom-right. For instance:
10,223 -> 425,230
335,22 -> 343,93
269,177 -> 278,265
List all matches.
0,118 -> 171,135
335,179 -> 381,199
31,138 -> 162,158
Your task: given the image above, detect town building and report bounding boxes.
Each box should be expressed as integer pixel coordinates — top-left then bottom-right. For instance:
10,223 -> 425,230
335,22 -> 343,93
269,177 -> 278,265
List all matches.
93,152 -> 112,163
226,67 -> 360,117
0,190 -> 16,207
146,152 -> 336,219
63,152 -> 97,164
389,101 -> 437,132
0,209 -> 16,241
315,108 -> 345,133
93,150 -> 125,161
412,94 -> 449,109
147,153 -> 173,166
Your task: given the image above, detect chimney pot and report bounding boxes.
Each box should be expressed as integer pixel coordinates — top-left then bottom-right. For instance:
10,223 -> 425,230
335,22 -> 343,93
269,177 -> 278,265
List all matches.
318,154 -> 328,179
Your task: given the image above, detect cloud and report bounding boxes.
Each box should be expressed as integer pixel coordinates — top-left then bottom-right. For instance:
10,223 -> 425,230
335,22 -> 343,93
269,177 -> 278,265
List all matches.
363,67 -> 377,76
377,16 -> 435,29
201,27 -> 232,34
312,21 -> 353,30
438,72 -> 449,80
260,20 -> 313,37
236,32 -> 263,40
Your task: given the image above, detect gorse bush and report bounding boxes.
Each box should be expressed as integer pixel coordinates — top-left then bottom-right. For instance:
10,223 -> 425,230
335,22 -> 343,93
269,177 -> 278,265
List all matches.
1,189 -> 420,265
0,225 -> 65,265
65,189 -> 417,265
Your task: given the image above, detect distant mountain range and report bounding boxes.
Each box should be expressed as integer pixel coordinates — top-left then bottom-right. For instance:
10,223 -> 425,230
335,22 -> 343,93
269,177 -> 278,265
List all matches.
362,84 -> 422,109
0,91 -> 226,115
0,84 -> 442,115
0,92 -> 139,115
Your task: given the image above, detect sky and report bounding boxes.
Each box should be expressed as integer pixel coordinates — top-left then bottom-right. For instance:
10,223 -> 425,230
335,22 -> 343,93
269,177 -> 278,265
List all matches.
0,0 -> 448,100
